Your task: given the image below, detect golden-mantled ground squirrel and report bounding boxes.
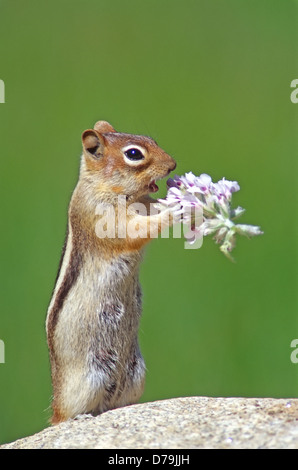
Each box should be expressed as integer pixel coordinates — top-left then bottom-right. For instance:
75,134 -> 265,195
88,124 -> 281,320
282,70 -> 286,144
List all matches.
46,121 -> 176,424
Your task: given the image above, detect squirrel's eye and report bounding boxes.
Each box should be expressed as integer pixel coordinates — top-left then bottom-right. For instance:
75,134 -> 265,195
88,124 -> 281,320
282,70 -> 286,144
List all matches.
124,148 -> 145,161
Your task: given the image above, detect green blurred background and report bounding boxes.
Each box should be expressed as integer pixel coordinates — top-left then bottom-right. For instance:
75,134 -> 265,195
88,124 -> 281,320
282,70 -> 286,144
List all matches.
0,0 -> 297,445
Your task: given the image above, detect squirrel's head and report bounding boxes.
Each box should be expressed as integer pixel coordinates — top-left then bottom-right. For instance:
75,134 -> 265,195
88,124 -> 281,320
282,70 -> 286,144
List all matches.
80,121 -> 176,201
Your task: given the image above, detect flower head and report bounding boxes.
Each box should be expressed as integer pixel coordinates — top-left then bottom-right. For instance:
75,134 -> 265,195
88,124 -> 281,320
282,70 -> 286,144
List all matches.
158,172 -> 263,260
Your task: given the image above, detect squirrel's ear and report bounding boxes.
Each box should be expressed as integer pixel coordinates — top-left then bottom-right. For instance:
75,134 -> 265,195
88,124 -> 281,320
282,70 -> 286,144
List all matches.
82,129 -> 104,159
93,121 -> 116,134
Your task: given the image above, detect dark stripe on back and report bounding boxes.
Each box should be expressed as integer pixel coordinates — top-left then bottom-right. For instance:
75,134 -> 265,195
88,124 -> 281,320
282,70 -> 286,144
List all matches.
47,227 -> 82,355
54,224 -> 69,286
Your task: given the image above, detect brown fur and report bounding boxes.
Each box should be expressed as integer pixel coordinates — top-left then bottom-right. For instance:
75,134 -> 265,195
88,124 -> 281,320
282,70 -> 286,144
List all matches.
46,121 -> 176,424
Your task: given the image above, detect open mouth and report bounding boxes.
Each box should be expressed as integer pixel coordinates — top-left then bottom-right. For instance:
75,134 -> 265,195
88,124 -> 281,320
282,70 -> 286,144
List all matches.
148,180 -> 159,193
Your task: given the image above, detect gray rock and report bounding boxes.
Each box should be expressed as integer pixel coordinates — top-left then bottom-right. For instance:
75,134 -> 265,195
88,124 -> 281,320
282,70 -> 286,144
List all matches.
1,396 -> 298,449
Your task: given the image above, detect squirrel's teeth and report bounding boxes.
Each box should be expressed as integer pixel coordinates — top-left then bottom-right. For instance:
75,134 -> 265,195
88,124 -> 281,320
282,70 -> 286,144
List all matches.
149,180 -> 159,193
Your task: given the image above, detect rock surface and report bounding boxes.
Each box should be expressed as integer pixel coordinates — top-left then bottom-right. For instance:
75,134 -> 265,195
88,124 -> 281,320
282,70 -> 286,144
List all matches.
1,396 -> 298,449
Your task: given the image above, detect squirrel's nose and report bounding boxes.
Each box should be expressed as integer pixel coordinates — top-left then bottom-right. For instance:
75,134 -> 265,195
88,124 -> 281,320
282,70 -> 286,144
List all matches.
167,159 -> 176,174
